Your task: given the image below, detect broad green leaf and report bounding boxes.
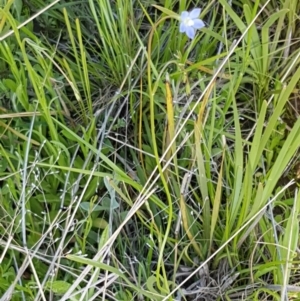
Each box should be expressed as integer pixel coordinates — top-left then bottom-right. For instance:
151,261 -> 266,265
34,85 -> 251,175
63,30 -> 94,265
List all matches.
46,281 -> 72,294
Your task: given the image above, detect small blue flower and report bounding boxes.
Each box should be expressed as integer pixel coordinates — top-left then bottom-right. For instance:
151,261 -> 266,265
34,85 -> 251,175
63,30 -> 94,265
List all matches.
179,8 -> 205,39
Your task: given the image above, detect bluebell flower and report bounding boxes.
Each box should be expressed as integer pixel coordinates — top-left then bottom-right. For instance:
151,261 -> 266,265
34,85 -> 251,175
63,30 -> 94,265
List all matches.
179,8 -> 205,39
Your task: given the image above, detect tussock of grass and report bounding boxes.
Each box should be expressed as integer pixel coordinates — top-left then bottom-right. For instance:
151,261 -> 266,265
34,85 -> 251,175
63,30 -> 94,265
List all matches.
0,0 -> 300,300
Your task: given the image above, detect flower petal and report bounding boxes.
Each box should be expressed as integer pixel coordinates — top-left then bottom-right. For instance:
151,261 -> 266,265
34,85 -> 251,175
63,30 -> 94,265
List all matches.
186,27 -> 195,39
193,19 -> 205,29
180,11 -> 189,20
179,22 -> 187,33
189,8 -> 201,19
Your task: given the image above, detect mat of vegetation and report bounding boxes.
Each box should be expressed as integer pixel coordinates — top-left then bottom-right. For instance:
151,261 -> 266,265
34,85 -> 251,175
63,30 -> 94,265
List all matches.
0,0 -> 300,300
